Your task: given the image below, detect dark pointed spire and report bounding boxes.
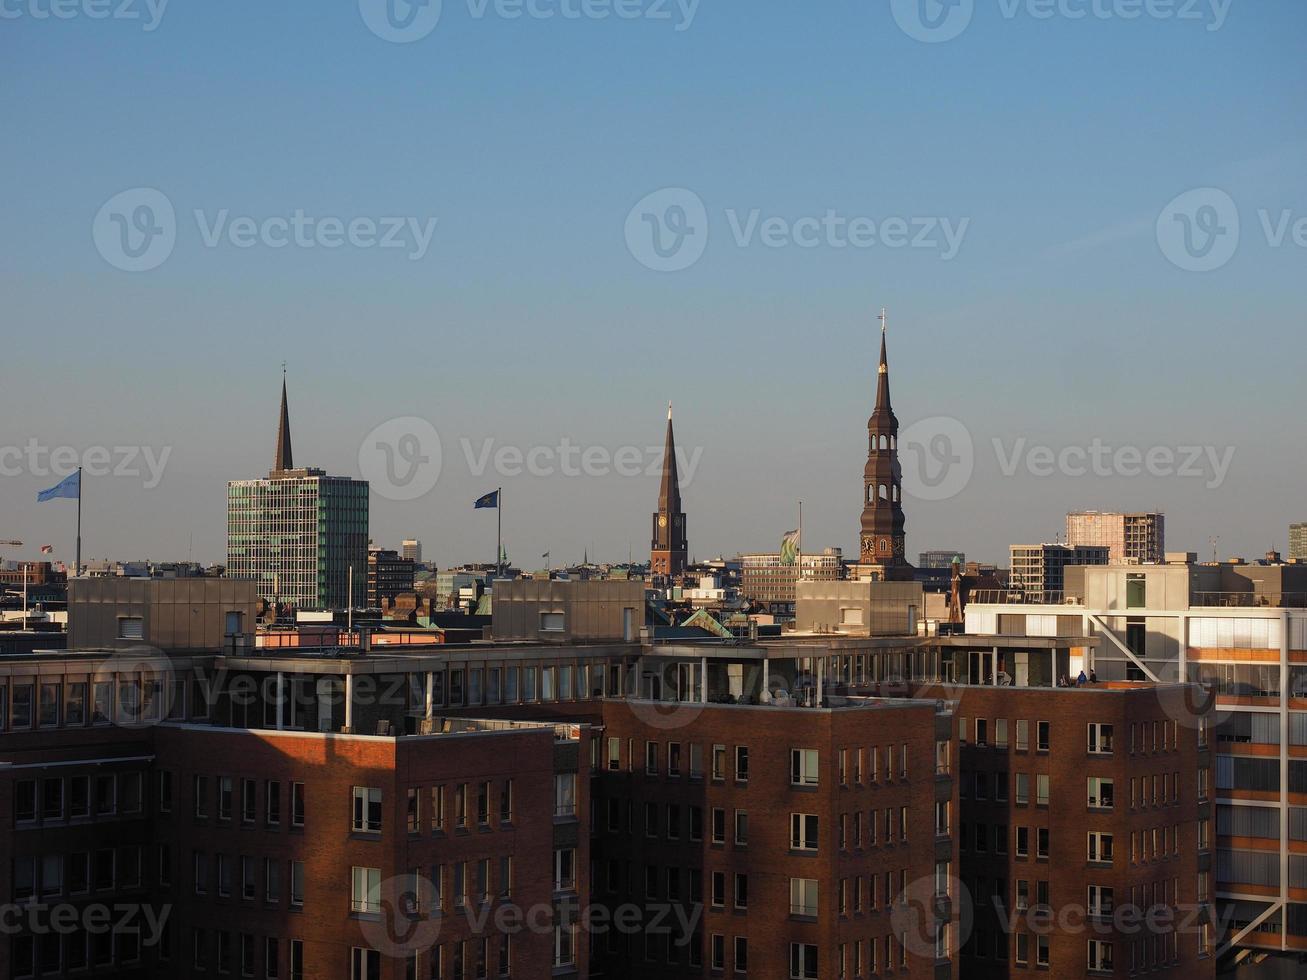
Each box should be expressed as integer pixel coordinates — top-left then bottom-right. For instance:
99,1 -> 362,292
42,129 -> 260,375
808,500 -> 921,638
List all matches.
874,308 -> 893,415
273,369 -> 294,474
659,401 -> 681,514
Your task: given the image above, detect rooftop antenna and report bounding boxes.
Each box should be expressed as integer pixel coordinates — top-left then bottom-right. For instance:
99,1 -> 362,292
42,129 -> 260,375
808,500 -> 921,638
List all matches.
1210,536 -> 1220,563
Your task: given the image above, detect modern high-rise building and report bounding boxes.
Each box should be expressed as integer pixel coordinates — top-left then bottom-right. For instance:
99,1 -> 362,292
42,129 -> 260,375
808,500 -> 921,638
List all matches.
919,550 -> 964,570
739,549 -> 844,615
859,314 -> 912,581
226,377 -> 369,610
1008,543 -> 1110,597
650,404 -> 688,579
367,545 -> 416,607
1291,523 -> 1307,561
1066,511 -> 1166,564
402,539 -> 423,564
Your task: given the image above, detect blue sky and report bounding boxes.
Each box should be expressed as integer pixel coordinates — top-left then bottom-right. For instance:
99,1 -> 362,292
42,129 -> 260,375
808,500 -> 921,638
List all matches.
1,0 -> 1304,569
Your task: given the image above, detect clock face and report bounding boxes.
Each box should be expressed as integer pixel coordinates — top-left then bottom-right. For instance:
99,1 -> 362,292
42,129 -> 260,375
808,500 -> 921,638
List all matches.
658,515 -> 668,528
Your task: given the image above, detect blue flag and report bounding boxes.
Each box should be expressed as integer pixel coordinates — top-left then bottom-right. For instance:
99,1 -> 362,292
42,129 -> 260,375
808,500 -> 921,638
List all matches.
37,471 -> 80,502
474,490 -> 499,509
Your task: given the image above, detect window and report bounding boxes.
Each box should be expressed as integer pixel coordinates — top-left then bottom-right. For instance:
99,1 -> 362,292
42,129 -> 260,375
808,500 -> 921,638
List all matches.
790,877 -> 819,916
1088,777 -> 1114,810
554,849 -> 575,892
790,813 -> 819,851
1088,832 -> 1114,864
1015,773 -> 1029,805
734,810 -> 748,846
1036,774 -> 1049,806
1088,885 -> 1113,917
241,779 -> 256,823
1037,828 -> 1050,859
712,744 -> 727,780
734,938 -> 748,975
117,616 -> 145,640
1037,935 -> 1050,967
711,871 -> 726,908
352,787 -> 382,833
712,807 -> 726,844
539,613 -> 565,633
499,780 -> 513,823
1088,723 -> 1114,754
1015,827 -> 1029,858
1037,721 -> 1050,751
606,737 -> 620,771
645,741 -> 658,775
554,774 -> 577,818
734,873 -> 748,909
290,783 -> 305,827
263,780 -> 280,825
1088,939 -> 1114,972
289,861 -> 304,907
351,867 -> 381,914
735,746 -> 749,782
791,749 -> 819,786
790,943 -> 818,980
351,948 -> 381,980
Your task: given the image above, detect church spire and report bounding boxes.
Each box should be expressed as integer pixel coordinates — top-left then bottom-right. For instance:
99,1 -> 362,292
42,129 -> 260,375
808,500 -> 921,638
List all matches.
273,368 -> 294,474
860,308 -> 910,578
875,307 -> 893,415
651,403 -> 688,579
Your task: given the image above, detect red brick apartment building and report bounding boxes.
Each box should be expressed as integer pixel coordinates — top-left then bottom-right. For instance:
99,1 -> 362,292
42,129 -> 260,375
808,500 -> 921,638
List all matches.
915,682 -> 1215,980
0,577 -> 1223,980
591,697 -> 959,980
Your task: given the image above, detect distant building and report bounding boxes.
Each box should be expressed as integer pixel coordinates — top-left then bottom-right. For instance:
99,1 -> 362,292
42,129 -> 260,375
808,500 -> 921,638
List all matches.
1066,510 -> 1165,564
857,315 -> 912,580
367,545 -> 415,607
1009,542 -> 1110,596
1291,522 -> 1307,561
919,549 -> 964,569
226,376 -> 369,610
402,538 -> 422,563
649,404 -> 688,579
739,549 -> 843,615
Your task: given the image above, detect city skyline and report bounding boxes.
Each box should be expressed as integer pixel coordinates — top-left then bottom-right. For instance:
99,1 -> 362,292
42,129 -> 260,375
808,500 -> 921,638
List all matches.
3,3 -> 1304,568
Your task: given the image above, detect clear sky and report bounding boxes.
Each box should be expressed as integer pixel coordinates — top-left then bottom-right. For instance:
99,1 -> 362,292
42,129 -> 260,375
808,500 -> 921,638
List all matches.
2,0 -> 1304,569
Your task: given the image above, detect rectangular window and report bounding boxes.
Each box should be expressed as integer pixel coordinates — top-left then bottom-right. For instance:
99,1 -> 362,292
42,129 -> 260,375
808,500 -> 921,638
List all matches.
790,813 -> 819,851
1088,777 -> 1115,810
789,878 -> 819,917
1037,721 -> 1050,751
1016,720 -> 1029,751
790,749 -> 819,786
351,867 -> 381,914
352,787 -> 383,833
291,783 -> 305,827
1088,723 -> 1114,755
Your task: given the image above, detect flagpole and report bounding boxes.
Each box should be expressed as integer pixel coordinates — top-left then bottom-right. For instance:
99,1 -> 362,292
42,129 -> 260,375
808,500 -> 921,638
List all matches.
75,466 -> 82,579
496,487 -> 503,579
797,500 -> 803,583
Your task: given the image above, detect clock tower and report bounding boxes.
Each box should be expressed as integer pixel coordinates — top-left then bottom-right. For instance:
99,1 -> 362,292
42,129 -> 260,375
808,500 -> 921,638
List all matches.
859,310 -> 912,580
651,403 -> 688,578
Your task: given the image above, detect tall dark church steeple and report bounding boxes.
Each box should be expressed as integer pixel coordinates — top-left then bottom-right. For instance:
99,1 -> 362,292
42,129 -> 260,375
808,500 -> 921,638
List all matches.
859,310 -> 909,577
272,370 -> 294,475
651,403 -> 688,578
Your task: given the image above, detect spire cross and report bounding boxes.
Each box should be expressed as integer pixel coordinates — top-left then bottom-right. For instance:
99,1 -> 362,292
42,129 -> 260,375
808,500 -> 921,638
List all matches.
878,308 -> 887,334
